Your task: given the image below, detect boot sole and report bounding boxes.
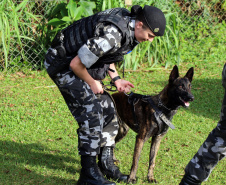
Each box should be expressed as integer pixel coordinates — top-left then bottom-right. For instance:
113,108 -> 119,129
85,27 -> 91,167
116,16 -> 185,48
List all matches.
77,179 -> 115,185
77,179 -> 93,185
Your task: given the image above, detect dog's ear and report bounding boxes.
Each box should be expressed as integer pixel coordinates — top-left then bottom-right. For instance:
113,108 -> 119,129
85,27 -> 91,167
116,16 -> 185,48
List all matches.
185,67 -> 194,82
169,65 -> 179,83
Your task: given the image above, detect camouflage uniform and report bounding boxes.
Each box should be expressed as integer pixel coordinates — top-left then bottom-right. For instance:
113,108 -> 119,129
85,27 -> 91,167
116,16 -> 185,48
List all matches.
184,63 -> 226,182
44,20 -> 138,156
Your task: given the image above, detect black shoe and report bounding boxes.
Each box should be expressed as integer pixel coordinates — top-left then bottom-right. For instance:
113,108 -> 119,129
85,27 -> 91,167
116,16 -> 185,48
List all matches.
77,155 -> 116,185
179,174 -> 202,185
98,147 -> 128,183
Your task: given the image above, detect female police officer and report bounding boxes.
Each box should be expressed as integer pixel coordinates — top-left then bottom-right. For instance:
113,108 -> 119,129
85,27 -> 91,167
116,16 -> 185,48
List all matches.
44,5 -> 166,185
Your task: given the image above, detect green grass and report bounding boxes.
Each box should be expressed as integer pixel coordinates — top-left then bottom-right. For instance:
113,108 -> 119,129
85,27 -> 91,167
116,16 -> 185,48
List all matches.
1,61 -> 226,184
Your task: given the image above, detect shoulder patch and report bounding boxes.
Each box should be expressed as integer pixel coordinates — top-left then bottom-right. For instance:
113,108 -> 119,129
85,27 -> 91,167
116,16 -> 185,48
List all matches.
95,39 -> 112,52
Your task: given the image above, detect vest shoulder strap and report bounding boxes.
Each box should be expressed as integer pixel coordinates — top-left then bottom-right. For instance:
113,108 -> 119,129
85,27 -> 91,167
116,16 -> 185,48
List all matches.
97,8 -> 131,40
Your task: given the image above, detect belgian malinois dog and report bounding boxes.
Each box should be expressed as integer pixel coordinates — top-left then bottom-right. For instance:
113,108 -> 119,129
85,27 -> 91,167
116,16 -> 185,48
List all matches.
112,65 -> 194,183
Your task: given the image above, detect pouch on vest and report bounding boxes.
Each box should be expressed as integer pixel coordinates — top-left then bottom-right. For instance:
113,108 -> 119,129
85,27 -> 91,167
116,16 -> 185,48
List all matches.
87,54 -> 124,80
45,49 -> 73,76
87,64 -> 110,80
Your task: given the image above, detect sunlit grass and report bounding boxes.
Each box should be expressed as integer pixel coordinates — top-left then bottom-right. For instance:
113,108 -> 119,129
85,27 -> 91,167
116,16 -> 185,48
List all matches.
1,62 -> 226,184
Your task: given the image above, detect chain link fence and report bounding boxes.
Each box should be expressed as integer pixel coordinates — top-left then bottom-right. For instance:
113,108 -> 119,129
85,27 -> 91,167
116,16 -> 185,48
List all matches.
0,0 -> 59,72
1,0 -> 225,73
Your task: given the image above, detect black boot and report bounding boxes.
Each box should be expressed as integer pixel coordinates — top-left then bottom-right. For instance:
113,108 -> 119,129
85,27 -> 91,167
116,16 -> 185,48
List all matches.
98,147 -> 128,183
179,174 -> 202,185
77,155 -> 116,185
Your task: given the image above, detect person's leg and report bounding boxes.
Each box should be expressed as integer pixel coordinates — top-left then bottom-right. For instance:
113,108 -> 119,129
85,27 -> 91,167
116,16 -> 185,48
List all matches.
180,65 -> 226,184
53,69 -> 103,155
78,155 -> 115,185
96,92 -> 119,148
46,66 -> 115,185
97,92 -> 128,182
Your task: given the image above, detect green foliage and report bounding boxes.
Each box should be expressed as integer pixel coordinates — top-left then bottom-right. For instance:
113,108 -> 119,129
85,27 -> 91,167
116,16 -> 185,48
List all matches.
180,21 -> 226,66
0,0 -> 37,70
94,0 -> 124,12
177,0 -> 226,66
1,0 -> 225,72
45,0 -> 96,43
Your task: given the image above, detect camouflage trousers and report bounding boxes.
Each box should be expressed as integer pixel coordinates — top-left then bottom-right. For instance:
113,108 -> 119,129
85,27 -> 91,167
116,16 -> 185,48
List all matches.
44,48 -> 119,156
184,64 -> 226,182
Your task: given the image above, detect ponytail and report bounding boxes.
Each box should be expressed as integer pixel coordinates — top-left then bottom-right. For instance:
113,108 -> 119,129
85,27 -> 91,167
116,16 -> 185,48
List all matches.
131,5 -> 149,29
130,5 -> 142,16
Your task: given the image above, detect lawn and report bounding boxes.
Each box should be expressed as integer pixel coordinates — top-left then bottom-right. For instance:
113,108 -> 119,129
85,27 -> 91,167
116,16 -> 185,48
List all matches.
0,61 -> 226,184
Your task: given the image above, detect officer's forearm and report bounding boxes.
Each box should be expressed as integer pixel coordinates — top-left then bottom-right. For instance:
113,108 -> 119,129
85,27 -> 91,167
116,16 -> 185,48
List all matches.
70,56 -> 95,86
108,63 -> 119,79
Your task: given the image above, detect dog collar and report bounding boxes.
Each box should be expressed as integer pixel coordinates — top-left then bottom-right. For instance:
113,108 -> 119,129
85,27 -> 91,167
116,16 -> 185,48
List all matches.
158,95 -> 171,111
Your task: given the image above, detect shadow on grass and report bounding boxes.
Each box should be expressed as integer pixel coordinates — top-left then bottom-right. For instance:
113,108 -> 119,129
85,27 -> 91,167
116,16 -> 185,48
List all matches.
187,78 -> 223,120
135,77 -> 223,122
0,140 -> 80,184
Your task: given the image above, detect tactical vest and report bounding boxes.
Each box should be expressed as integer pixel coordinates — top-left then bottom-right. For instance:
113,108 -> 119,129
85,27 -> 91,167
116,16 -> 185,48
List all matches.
62,8 -> 134,57
50,8 -> 136,79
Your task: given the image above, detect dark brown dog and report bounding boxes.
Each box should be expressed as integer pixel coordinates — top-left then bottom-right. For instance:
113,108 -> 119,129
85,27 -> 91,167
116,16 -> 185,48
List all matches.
112,65 -> 194,183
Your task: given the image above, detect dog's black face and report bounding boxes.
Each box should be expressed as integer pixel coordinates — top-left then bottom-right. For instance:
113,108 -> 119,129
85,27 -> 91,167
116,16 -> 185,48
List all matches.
168,65 -> 194,108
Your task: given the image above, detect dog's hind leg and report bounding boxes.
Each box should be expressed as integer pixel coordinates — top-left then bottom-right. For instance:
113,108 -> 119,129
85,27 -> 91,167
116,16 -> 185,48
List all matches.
113,122 -> 130,163
115,121 -> 130,143
128,134 -> 146,184
147,133 -> 166,183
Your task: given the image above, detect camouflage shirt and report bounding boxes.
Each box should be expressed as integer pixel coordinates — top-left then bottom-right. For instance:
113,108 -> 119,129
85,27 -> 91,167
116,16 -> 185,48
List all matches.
78,17 -> 139,68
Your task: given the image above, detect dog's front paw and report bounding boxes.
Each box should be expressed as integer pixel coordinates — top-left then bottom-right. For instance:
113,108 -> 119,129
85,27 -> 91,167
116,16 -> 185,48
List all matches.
128,177 -> 137,184
148,178 -> 157,183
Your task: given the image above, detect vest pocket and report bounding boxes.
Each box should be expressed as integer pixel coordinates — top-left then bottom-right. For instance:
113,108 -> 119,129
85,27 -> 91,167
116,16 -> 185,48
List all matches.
87,64 -> 110,80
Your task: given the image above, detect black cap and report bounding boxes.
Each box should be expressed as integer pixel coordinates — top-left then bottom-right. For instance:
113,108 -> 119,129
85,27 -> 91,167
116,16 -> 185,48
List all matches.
143,5 -> 166,36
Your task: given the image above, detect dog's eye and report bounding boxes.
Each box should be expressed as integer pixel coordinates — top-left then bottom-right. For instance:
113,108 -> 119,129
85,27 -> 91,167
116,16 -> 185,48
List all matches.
179,85 -> 186,90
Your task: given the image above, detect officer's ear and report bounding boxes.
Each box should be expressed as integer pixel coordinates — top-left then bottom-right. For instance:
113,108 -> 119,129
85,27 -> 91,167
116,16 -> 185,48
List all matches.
135,21 -> 143,29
